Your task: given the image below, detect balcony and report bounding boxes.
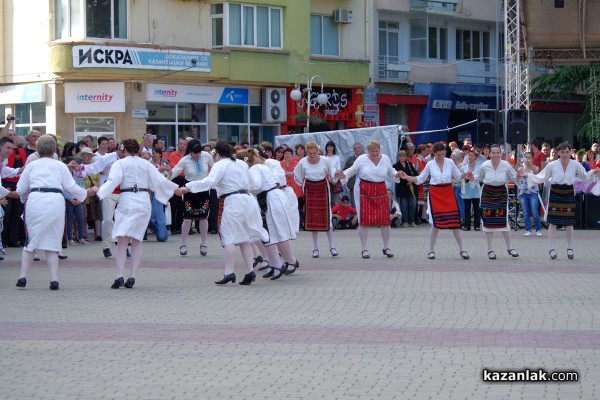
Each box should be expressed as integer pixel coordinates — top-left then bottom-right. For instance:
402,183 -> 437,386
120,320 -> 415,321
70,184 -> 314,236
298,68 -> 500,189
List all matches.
456,60 -> 501,85
377,55 -> 410,81
410,0 -> 458,13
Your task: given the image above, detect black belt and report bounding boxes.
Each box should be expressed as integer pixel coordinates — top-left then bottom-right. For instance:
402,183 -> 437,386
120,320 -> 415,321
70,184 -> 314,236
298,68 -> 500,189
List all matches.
280,185 -> 288,189
219,189 -> 248,200
120,185 -> 149,193
31,188 -> 62,194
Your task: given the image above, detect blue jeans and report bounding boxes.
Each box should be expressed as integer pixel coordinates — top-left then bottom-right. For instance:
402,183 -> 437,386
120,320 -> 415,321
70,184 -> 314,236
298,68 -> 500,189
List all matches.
453,186 -> 465,221
65,200 -> 84,241
149,194 -> 169,242
399,196 -> 417,224
520,193 -> 541,232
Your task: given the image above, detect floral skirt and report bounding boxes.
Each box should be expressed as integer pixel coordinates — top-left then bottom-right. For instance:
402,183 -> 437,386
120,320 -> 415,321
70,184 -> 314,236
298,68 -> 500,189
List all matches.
183,191 -> 210,220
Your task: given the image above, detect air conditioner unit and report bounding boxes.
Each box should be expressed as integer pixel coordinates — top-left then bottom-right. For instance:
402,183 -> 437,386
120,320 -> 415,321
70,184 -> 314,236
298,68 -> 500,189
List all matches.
262,88 -> 287,123
333,9 -> 353,24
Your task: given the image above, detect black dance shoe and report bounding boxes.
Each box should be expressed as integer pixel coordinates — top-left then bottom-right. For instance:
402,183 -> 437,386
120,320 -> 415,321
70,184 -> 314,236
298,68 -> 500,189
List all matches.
49,281 -> 60,290
124,277 -> 135,289
103,248 -> 112,258
111,277 -> 124,289
215,273 -> 236,285
16,277 -> 26,288
239,271 -> 256,285
283,260 -> 299,275
271,266 -> 283,281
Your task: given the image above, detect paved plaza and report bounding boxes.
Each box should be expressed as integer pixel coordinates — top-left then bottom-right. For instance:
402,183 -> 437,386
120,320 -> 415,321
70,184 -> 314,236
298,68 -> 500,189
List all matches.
1,225 -> 599,399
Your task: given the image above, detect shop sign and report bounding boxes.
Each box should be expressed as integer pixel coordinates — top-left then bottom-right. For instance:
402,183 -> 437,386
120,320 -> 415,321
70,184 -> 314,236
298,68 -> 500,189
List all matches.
147,84 -> 248,104
73,46 -> 210,72
0,83 -> 45,104
363,104 -> 379,128
132,109 -> 149,119
432,99 -> 490,110
64,82 -> 125,113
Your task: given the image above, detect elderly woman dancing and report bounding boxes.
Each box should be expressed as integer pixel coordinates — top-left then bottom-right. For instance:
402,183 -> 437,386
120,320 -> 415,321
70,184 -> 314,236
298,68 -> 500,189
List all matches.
176,141 -> 269,285
521,142 -> 600,260
398,142 -> 470,260
336,140 -> 400,258
92,139 -> 178,289
16,135 -> 90,290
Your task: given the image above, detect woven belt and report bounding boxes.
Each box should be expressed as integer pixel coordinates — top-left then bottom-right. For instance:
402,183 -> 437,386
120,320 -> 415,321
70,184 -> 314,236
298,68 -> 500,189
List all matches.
219,189 -> 248,200
120,185 -> 149,193
30,188 -> 62,194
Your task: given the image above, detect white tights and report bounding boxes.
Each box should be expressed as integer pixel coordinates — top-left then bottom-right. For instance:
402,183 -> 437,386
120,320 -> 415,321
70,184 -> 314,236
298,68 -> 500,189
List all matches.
547,224 -> 574,251
115,237 -> 142,279
20,249 -> 59,281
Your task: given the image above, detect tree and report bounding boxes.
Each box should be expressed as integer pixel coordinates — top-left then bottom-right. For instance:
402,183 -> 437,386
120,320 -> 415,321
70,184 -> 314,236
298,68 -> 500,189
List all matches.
530,65 -> 600,142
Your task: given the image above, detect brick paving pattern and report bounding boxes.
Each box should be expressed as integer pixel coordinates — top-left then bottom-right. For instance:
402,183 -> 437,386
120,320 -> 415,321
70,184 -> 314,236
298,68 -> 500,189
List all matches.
0,226 -> 598,399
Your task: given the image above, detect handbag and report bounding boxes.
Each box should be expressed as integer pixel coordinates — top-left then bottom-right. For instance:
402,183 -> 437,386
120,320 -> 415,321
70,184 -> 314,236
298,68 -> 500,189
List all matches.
330,180 -> 343,194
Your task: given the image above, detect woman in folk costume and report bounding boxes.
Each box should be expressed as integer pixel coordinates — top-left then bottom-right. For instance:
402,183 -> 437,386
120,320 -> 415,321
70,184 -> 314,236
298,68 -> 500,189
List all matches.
170,139 -> 214,257
467,144 -> 519,260
337,140 -> 400,259
521,142 -> 600,260
176,141 -> 268,285
93,139 -> 178,289
293,141 -> 339,258
15,135 -> 90,290
398,142 -> 470,260
237,149 -> 300,280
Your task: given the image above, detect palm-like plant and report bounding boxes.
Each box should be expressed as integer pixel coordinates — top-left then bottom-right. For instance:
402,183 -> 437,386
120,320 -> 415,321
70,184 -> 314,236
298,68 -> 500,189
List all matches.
531,65 -> 600,141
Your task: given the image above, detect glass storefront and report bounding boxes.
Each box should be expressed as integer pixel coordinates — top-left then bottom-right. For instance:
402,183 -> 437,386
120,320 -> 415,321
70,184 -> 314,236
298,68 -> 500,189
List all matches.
217,104 -> 275,145
146,102 -> 208,146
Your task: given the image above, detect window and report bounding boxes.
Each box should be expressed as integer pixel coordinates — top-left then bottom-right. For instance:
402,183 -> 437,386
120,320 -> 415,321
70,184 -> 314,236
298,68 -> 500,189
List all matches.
55,0 -> 128,40
456,29 -> 490,61
14,103 -> 46,136
74,117 -> 115,142
410,19 -> 447,60
146,102 -> 208,146
310,15 -> 339,56
211,3 -> 283,49
217,105 -> 272,145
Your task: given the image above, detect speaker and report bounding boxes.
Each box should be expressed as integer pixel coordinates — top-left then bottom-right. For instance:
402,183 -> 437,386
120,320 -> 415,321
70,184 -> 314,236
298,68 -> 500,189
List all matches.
585,193 -> 600,229
507,109 -> 528,144
574,192 -> 584,229
477,109 -> 498,144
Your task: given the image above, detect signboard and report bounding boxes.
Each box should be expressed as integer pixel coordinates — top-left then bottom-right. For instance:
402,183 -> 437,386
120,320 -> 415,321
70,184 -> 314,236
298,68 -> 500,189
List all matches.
73,46 -> 210,72
64,82 -> 125,113
0,83 -> 45,104
132,109 -> 149,119
146,84 -> 248,104
432,99 -> 491,110
363,104 -> 380,127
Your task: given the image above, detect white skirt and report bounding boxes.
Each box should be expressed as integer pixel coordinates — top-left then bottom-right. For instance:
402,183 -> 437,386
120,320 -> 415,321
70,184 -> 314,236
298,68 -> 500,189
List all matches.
220,193 -> 269,247
283,186 -> 300,234
112,192 -> 151,241
264,188 -> 297,246
24,192 -> 65,252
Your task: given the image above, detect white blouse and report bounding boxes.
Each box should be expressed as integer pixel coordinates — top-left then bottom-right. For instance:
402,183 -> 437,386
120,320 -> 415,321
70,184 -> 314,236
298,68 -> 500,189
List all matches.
416,158 -> 461,186
248,164 -> 279,194
170,152 -> 213,182
17,158 -> 87,203
186,158 -> 254,197
342,154 -> 398,184
326,154 -> 342,173
264,158 -> 286,186
474,160 -> 517,186
529,159 -> 598,186
294,156 -> 334,185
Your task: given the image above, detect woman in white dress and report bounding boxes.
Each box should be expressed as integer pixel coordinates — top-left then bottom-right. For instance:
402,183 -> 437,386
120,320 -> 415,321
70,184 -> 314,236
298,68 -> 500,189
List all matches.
521,142 -> 600,259
293,141 -> 338,258
399,142 -> 470,260
237,149 -> 300,280
16,135 -> 89,290
176,141 -> 269,285
337,140 -> 400,259
93,139 -> 179,289
170,139 -> 214,257
467,144 -> 519,260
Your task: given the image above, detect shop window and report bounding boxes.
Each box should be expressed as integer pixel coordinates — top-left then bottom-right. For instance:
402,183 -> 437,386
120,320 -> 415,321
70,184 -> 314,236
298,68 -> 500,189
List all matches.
217,105 -> 267,145
211,3 -> 283,49
146,102 -> 208,145
74,117 -> 115,143
14,103 -> 46,137
310,15 -> 339,56
55,0 -> 128,40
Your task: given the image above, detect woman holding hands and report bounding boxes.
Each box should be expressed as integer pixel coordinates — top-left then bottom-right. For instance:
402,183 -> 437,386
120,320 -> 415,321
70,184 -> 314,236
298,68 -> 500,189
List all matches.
336,140 -> 400,259
466,144 -> 519,260
398,142 -> 469,260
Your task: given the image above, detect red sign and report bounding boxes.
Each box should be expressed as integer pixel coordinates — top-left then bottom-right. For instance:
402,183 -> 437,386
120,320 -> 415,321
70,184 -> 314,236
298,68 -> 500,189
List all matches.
287,87 -> 365,128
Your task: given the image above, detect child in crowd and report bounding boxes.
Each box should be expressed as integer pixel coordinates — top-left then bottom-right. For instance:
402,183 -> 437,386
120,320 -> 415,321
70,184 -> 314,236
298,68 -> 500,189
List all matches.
331,195 -> 358,230
387,189 -> 402,228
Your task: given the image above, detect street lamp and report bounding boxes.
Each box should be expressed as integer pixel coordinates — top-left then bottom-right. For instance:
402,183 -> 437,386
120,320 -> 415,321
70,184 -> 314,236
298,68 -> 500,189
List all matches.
290,74 -> 328,133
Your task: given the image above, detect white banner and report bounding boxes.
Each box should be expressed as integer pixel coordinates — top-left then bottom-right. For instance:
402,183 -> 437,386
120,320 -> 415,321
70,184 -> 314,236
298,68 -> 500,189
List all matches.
64,82 -> 125,113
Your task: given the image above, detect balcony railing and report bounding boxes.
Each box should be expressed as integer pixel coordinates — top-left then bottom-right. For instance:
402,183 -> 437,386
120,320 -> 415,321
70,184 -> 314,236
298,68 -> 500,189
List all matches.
456,60 -> 501,85
377,55 -> 410,81
410,0 -> 458,13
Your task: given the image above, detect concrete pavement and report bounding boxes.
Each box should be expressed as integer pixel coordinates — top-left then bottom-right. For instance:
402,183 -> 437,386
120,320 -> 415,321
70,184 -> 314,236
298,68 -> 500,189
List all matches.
0,224 -> 599,399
